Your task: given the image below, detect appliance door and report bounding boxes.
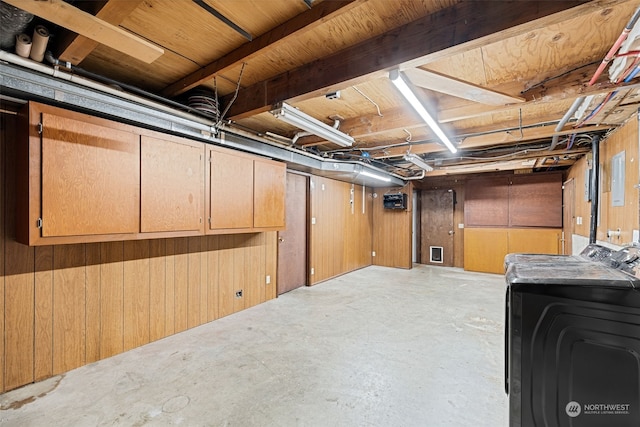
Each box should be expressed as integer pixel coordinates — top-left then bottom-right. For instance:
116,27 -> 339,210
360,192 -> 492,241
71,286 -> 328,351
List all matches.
508,285 -> 640,427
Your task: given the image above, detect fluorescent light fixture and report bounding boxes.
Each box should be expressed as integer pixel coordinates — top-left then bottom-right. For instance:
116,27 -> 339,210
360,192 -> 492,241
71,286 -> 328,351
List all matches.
270,102 -> 354,147
360,170 -> 391,182
389,69 -> 457,154
404,153 -> 433,172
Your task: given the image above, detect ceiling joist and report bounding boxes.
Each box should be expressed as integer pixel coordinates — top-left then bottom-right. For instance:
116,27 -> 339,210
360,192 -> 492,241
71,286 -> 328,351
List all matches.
403,68 -> 525,105
221,1 -> 588,119
56,0 -> 145,65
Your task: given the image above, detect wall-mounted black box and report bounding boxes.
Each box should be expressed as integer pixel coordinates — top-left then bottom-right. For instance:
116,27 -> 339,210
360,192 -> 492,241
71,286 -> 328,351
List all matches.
383,193 -> 407,210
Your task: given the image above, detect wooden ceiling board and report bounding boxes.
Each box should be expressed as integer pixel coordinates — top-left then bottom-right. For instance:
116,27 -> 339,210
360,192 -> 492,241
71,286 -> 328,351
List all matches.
120,0 -> 249,66
209,0 -> 457,97
81,45 -> 199,92
480,3 -> 638,86
208,0 -> 310,37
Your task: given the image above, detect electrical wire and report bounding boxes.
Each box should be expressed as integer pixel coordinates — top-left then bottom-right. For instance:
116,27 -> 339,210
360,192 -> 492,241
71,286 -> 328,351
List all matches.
352,86 -> 383,117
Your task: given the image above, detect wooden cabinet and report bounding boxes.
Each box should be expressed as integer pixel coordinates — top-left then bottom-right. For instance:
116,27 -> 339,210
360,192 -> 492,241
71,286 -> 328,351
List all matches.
208,147 -> 254,230
207,146 -> 286,233
17,102 -> 283,245
17,102 -> 142,245
253,158 -> 286,228
141,135 -> 204,233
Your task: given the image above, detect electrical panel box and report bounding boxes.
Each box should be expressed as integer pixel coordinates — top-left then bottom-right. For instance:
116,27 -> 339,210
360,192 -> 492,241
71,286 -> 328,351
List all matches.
383,193 -> 407,210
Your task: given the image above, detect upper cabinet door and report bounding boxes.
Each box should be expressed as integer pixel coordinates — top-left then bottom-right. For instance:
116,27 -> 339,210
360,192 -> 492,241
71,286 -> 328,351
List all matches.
209,148 -> 254,230
141,135 -> 204,233
253,159 -> 286,228
41,112 -> 140,237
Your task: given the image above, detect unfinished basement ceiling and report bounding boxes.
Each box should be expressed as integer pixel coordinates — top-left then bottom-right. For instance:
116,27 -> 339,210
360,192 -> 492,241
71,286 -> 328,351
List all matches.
2,0 -> 640,179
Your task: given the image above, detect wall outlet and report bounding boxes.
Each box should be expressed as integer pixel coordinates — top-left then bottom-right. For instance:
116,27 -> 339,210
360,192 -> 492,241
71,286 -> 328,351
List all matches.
266,275 -> 271,284
311,217 -> 316,225
372,251 -> 376,257
310,267 -> 315,275
576,216 -> 582,225
458,223 -> 464,229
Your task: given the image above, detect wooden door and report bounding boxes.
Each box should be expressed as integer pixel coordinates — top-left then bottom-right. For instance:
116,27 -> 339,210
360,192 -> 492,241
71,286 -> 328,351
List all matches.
420,189 -> 455,266
277,172 -> 307,295
563,178 -> 575,255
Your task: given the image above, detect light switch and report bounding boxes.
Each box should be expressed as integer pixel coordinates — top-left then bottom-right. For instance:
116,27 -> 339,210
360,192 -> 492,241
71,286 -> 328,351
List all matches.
266,275 -> 271,284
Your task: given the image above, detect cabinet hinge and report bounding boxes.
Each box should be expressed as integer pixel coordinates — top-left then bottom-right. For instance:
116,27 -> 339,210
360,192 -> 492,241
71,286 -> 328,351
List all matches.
36,218 -> 43,229
37,122 -> 43,135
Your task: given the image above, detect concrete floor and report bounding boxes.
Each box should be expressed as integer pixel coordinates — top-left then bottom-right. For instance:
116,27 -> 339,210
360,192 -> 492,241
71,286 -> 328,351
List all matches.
0,265 -> 508,426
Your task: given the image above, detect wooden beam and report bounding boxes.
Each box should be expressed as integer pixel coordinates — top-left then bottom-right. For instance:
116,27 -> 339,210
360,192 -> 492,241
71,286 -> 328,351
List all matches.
56,0 -> 145,65
403,68 -> 525,105
4,0 -> 163,64
371,124 -> 612,158
221,1 -> 589,119
161,0 -> 362,97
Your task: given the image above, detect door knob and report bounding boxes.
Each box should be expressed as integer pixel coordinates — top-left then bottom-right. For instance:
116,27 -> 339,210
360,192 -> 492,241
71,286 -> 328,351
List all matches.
448,230 -> 454,235
278,237 -> 285,242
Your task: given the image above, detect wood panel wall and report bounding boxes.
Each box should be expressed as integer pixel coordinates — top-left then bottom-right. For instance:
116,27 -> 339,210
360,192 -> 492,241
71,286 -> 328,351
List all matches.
372,184 -> 413,269
308,176 -> 372,285
0,109 -> 277,393
566,114 -> 639,246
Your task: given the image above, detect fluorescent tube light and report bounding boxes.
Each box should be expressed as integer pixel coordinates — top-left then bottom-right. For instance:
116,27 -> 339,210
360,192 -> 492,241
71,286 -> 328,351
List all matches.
404,153 -> 433,171
360,170 -> 391,182
270,102 -> 354,147
389,69 -> 457,154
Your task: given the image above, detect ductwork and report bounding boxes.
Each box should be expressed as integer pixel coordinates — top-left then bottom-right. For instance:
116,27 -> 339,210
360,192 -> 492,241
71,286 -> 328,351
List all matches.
0,51 -> 404,186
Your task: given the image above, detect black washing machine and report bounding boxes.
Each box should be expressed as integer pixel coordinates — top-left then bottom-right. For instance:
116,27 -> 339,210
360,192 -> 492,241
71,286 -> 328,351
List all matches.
505,245 -> 640,427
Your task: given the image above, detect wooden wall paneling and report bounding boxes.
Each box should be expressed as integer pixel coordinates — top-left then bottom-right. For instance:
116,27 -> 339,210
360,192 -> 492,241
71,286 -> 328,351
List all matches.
463,228 -> 508,274
141,136 -> 204,233
3,240 -> 35,391
84,243 -> 101,364
232,235 -> 248,314
4,107 -> 35,390
100,241 -> 124,359
244,234 -> 260,309
510,173 -> 563,227
207,236 -> 220,321
34,246 -> 53,381
209,148 -> 254,230
187,236 -> 202,329
265,232 -> 277,301
601,115 -> 639,245
40,111 -> 140,237
218,234 -> 235,318
52,244 -> 86,375
173,237 -> 189,333
566,156 -> 591,238
123,240 -> 150,351
508,228 -> 562,255
464,177 -> 509,226
149,239 -> 167,342
199,236 -> 209,325
0,111 -> 5,392
253,160 -> 286,228
165,239 -> 176,336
